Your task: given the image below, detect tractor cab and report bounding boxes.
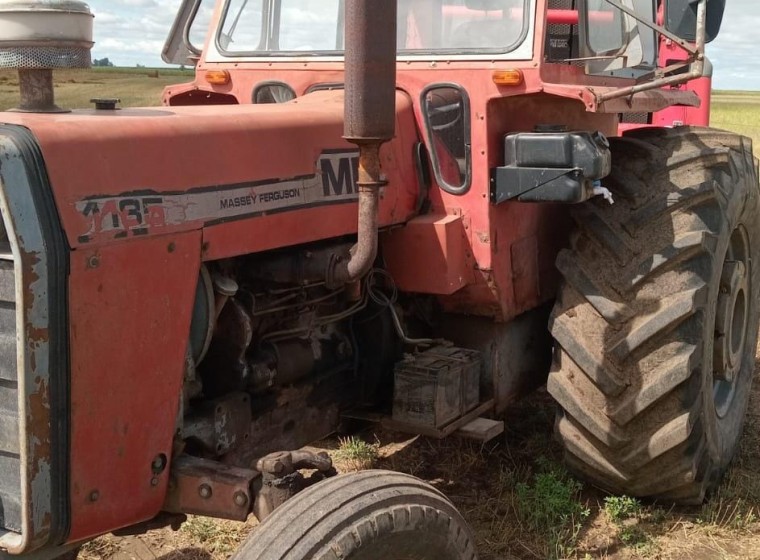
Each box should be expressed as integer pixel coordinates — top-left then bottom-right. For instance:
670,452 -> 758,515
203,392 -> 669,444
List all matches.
162,0 -> 725,217
164,0 -> 722,107
0,1 -> 752,559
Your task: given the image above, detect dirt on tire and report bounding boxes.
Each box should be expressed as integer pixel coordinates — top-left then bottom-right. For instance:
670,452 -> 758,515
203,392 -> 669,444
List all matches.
548,127 -> 760,503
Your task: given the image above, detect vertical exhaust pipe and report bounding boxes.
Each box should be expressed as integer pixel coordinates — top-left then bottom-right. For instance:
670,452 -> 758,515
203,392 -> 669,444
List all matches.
329,0 -> 397,286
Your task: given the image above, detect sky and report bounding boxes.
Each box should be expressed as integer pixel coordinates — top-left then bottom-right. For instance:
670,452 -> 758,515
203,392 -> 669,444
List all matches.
86,0 -> 759,90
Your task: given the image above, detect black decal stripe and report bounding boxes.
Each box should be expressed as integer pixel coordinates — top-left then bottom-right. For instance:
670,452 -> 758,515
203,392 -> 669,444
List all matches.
202,197 -> 358,228
79,150 -> 360,201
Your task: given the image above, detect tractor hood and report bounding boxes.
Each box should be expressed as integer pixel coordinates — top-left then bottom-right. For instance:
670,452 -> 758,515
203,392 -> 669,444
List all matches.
0,89 -> 419,255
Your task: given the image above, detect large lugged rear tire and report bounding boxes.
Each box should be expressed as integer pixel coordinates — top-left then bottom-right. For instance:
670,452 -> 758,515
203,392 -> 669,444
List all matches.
233,470 -> 477,560
548,127 -> 760,503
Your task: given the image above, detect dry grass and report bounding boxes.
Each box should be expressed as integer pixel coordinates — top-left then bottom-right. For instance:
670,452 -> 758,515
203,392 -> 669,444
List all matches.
78,516 -> 258,560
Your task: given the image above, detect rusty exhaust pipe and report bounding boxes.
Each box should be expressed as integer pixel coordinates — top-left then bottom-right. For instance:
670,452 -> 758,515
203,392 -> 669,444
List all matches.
329,0 -> 397,287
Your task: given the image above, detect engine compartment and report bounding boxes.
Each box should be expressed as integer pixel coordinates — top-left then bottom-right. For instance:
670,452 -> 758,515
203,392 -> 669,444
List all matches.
177,240 -> 410,471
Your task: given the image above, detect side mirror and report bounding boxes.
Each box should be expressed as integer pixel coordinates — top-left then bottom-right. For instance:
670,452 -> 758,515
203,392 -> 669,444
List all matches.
665,0 -> 726,44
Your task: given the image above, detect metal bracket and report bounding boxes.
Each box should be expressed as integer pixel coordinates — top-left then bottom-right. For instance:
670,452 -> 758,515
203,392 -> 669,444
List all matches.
491,167 -> 587,204
163,455 -> 259,521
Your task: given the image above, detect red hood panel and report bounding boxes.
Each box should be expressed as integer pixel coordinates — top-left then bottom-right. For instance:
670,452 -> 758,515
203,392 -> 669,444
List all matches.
0,90 -> 419,250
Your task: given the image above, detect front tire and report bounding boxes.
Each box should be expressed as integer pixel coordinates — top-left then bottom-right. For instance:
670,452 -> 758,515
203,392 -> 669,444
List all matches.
548,127 -> 760,503
233,470 -> 477,560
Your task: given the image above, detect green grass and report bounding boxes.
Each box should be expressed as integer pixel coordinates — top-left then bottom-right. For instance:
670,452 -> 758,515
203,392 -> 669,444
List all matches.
178,516 -> 245,556
91,66 -> 195,76
333,436 -> 380,471
604,495 -> 644,523
514,458 -> 591,559
712,90 -> 760,148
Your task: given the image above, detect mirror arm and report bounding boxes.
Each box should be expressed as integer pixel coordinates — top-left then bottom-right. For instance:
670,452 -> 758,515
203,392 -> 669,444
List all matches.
693,0 -> 707,69
597,62 -> 702,102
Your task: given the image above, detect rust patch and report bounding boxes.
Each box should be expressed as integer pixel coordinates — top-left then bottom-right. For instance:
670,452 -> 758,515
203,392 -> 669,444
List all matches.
27,377 -> 51,479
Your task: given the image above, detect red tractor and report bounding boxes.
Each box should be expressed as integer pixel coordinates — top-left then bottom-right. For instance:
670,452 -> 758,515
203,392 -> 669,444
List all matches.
0,0 -> 754,558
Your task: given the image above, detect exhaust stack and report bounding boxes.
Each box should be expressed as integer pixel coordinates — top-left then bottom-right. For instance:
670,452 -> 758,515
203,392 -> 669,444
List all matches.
329,0 -> 397,287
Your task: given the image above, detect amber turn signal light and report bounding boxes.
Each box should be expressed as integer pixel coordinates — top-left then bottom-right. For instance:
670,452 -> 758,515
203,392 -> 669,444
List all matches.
492,69 -> 524,86
205,70 -> 231,85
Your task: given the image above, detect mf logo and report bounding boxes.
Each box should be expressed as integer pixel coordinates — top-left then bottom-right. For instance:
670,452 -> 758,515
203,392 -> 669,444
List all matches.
320,152 -> 360,197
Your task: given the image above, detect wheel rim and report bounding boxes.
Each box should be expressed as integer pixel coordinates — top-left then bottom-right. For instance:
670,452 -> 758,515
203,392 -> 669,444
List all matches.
713,226 -> 751,419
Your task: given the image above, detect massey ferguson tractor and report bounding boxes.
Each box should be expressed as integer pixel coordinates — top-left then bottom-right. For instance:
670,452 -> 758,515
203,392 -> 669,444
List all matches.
0,0 -> 754,558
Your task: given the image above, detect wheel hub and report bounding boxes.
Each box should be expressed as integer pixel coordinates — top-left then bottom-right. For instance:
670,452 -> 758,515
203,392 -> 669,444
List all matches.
713,260 -> 749,384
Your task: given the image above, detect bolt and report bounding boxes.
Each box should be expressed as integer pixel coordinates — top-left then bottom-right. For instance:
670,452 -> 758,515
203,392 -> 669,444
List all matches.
89,490 -> 99,502
168,242 -> 176,253
234,491 -> 248,507
87,255 -> 100,269
150,477 -> 159,487
152,454 -> 167,474
198,484 -> 212,499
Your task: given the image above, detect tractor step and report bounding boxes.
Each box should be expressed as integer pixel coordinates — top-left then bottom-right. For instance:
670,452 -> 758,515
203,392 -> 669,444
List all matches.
455,417 -> 504,442
341,399 -> 496,440
381,399 -> 494,439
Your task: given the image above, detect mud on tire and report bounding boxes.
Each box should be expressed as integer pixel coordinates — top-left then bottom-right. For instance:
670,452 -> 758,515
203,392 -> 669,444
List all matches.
548,127 -> 760,503
232,470 -> 477,560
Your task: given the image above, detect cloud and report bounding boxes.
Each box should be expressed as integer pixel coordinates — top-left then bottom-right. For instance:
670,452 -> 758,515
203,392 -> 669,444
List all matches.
85,0 -> 757,90
87,0 -> 181,66
707,0 -> 760,90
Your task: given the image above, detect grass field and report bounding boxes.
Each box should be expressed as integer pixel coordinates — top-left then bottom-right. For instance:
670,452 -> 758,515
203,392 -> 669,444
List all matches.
712,91 -> 760,149
3,69 -> 759,559
0,67 -> 192,110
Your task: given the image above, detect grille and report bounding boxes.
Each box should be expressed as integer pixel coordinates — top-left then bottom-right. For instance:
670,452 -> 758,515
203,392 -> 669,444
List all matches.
0,221 -> 20,532
546,0 -> 580,63
0,124 -> 69,554
0,46 -> 91,69
621,112 -> 651,124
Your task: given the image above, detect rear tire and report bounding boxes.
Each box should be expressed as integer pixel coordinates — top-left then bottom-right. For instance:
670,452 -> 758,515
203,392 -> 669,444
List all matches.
233,470 -> 477,560
548,127 -> 760,503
